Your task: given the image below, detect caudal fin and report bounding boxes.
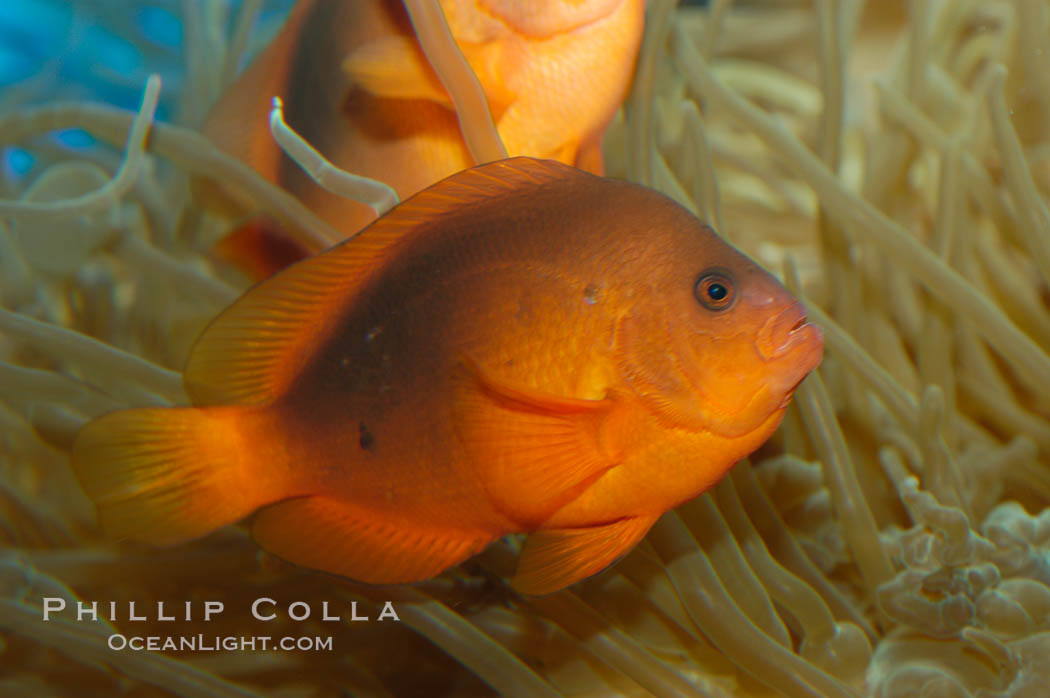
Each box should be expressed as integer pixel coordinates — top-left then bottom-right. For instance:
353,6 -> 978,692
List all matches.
71,406 -> 284,544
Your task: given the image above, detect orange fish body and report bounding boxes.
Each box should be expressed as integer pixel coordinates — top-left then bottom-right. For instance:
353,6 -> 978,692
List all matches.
204,0 -> 645,239
73,159 -> 823,594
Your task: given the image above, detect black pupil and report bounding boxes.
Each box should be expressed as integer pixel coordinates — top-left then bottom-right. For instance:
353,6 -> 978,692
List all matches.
707,283 -> 728,301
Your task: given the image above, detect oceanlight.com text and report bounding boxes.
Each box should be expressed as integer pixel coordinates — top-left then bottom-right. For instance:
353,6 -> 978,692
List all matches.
41,597 -> 401,623
107,634 -> 335,652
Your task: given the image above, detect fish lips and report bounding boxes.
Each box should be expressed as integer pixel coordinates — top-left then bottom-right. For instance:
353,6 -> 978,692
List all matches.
756,301 -> 824,392
675,301 -> 822,437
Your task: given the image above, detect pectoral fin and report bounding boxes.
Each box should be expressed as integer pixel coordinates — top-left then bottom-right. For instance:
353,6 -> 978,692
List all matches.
343,36 -> 521,119
512,516 -> 657,594
455,40 -> 524,118
452,360 -> 629,528
342,36 -> 450,105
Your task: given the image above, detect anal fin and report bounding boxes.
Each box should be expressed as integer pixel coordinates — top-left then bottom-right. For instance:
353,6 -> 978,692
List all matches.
512,516 -> 657,595
252,497 -> 493,584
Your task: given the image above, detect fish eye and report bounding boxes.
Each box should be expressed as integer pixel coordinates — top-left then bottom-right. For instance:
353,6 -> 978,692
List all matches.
694,270 -> 735,311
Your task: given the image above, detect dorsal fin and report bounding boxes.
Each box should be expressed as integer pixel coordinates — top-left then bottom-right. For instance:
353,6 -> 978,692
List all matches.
360,156 -> 584,227
184,157 -> 586,406
200,0 -> 317,178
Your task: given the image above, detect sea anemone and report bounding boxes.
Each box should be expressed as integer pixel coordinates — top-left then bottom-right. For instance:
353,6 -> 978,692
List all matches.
3,0 -> 1050,696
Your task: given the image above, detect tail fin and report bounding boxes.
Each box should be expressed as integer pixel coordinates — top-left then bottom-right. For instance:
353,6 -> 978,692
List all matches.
71,406 -> 285,544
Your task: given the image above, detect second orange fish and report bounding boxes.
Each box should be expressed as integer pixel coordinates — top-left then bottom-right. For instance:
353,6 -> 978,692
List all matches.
204,0 -> 645,236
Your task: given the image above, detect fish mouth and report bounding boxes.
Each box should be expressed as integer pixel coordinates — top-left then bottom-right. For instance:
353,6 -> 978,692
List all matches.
757,302 -> 823,362
757,302 -> 824,410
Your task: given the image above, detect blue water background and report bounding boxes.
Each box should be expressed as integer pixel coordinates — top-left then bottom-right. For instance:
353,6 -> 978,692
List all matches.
0,0 -> 293,177
1,0 -> 296,110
